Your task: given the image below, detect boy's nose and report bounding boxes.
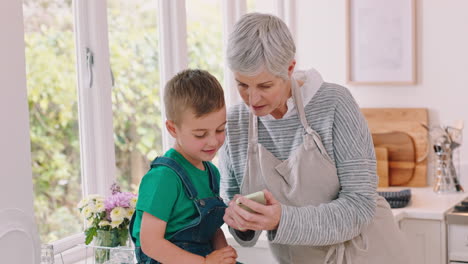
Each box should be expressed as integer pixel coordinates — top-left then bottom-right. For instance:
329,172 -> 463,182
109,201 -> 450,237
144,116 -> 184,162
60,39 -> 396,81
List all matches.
207,135 -> 219,147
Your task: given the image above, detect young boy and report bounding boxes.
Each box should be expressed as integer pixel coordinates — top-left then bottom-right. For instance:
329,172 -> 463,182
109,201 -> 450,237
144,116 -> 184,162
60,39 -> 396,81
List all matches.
130,69 -> 238,264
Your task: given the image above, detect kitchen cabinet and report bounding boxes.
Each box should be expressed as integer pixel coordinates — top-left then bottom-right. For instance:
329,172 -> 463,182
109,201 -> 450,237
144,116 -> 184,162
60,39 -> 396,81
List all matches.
388,187 -> 468,264
400,218 -> 445,264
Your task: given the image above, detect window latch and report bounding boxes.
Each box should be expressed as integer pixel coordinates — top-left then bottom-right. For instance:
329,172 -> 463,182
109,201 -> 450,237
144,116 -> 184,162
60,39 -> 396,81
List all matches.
86,47 -> 94,88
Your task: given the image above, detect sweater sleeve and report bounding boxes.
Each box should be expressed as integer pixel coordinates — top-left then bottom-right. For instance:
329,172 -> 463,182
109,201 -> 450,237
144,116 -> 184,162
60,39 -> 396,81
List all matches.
218,130 -> 264,246
270,88 -> 378,246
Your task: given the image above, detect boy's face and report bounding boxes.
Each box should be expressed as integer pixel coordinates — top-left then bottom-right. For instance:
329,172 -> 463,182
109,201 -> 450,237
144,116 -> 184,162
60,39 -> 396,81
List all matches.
168,106 -> 227,168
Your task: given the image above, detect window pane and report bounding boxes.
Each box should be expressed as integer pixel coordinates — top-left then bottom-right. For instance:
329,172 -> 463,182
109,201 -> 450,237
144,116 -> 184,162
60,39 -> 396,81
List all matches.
23,0 -> 83,243
247,0 -> 256,12
247,0 -> 277,14
186,0 -> 224,166
186,0 -> 224,85
107,1 -> 161,193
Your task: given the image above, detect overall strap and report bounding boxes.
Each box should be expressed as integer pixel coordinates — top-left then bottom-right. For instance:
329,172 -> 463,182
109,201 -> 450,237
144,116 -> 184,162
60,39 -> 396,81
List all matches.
150,157 -> 198,200
203,161 -> 219,194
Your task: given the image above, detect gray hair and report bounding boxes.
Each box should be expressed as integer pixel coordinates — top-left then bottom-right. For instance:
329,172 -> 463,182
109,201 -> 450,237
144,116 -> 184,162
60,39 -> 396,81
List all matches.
227,13 -> 296,80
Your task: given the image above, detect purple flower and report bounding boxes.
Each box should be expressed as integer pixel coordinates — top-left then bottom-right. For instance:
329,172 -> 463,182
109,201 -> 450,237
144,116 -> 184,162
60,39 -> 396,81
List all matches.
104,192 -> 137,210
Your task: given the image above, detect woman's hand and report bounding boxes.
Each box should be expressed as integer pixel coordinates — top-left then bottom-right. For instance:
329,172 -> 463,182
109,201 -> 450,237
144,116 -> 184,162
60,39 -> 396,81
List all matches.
205,246 -> 237,264
223,189 -> 282,231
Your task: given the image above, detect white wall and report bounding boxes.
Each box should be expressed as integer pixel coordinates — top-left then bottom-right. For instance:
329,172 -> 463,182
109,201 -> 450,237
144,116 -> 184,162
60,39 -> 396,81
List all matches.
295,0 -> 468,188
0,0 -> 40,263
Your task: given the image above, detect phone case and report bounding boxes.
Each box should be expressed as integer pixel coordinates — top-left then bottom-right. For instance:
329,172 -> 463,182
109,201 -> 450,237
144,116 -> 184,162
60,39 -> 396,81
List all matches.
236,191 -> 266,213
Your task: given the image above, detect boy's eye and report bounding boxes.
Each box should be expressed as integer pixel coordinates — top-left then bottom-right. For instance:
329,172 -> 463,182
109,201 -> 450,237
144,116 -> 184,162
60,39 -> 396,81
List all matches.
216,129 -> 225,133
194,133 -> 206,138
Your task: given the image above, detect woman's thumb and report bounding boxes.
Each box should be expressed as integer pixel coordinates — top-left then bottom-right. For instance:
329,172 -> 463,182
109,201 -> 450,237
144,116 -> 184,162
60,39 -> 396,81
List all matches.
263,189 -> 278,205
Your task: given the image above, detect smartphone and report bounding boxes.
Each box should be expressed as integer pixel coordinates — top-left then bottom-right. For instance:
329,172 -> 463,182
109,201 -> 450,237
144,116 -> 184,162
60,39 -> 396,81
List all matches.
236,191 -> 266,213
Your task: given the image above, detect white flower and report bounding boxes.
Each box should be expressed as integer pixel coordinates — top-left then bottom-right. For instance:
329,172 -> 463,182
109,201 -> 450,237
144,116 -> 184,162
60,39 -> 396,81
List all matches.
77,198 -> 89,209
87,194 -> 102,200
86,202 -> 96,212
126,208 -> 135,219
111,219 -> 124,228
98,220 -> 110,227
81,206 -> 93,218
110,207 -> 126,221
130,197 -> 137,208
94,202 -> 105,213
94,197 -> 105,204
86,218 -> 95,228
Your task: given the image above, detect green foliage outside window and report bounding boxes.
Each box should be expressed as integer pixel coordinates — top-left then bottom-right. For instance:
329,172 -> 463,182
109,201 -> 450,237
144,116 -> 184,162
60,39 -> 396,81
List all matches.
25,0 -> 224,243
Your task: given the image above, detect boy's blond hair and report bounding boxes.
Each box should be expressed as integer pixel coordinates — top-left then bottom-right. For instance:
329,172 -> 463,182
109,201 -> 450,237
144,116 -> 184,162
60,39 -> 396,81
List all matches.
164,69 -> 225,124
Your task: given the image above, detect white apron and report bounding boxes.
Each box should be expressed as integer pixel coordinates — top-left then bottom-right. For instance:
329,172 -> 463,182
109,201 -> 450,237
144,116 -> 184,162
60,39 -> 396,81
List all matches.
240,78 -> 410,264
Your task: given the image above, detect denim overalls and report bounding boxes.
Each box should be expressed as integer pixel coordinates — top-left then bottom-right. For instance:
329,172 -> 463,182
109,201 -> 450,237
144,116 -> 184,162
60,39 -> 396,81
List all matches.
129,157 -> 227,264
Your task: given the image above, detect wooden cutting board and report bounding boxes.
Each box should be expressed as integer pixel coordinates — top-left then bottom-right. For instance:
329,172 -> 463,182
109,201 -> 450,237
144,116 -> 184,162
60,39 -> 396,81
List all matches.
362,108 -> 428,187
373,132 -> 415,186
375,147 -> 389,187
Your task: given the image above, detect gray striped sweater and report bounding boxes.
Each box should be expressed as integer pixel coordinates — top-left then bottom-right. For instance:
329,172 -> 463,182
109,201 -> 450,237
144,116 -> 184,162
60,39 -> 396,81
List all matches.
218,82 -> 378,246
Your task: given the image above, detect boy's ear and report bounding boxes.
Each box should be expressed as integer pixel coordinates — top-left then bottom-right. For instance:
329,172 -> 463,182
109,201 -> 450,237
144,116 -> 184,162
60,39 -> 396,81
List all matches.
166,120 -> 177,138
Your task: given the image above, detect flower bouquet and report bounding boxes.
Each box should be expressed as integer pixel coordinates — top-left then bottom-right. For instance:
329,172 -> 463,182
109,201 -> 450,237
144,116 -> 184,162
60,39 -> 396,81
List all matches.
78,184 -> 137,263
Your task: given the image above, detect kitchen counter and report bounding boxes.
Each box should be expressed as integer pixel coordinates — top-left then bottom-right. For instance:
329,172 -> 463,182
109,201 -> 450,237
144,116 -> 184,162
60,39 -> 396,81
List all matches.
226,187 -> 467,237
226,187 -> 468,263
378,187 -> 468,222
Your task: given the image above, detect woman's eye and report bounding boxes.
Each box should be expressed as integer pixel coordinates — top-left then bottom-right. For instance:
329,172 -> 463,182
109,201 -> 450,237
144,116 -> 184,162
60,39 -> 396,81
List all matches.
216,129 -> 225,133
194,134 -> 206,138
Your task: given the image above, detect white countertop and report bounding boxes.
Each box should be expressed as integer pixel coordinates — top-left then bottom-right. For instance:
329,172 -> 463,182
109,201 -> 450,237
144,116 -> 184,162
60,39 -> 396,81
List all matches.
225,187 -> 467,244
378,187 -> 468,222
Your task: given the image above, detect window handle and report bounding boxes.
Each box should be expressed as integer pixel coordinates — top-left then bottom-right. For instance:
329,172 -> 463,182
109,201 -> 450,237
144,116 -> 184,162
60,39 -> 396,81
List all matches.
86,47 -> 94,88
110,68 -> 114,87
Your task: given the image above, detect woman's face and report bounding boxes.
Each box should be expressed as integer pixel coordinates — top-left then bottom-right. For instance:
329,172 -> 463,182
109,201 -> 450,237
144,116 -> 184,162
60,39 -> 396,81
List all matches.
235,70 -> 291,119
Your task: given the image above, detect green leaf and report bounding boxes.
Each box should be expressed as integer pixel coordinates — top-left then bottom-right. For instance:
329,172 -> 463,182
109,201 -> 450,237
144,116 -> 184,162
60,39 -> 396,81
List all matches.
84,227 -> 97,245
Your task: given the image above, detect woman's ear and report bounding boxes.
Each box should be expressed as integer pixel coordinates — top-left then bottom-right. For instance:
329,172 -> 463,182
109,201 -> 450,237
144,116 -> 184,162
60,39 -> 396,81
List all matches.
166,120 -> 177,138
288,59 -> 296,77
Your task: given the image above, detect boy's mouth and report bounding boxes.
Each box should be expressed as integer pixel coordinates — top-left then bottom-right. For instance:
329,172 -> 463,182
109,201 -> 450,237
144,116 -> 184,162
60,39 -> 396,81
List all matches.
202,149 -> 216,154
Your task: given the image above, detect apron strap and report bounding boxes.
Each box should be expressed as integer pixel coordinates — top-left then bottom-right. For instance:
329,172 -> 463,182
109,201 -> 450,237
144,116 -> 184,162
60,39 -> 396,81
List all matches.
291,76 -> 331,157
324,233 -> 368,264
290,76 -> 314,135
248,112 -> 259,147
247,76 -> 327,155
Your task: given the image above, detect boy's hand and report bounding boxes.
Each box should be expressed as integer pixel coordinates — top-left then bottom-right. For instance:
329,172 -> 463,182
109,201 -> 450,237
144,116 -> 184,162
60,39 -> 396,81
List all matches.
205,246 -> 237,264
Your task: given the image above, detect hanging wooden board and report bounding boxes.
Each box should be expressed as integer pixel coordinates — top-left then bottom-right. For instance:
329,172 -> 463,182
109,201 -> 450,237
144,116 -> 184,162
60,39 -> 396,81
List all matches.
361,108 -> 428,187
375,146 -> 389,187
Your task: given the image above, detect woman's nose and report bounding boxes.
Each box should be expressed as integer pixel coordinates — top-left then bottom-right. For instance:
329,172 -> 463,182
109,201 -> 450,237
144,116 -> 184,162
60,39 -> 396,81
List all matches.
249,88 -> 261,105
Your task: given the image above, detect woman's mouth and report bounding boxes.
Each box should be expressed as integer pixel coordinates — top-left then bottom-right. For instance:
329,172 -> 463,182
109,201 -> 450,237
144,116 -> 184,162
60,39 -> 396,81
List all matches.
252,105 -> 265,111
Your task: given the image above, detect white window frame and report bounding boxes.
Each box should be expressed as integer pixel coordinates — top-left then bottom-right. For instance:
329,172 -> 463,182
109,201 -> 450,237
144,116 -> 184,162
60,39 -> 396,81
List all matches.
47,0 -> 296,261
222,0 -> 246,107
158,0 -> 188,151
50,0 -> 117,260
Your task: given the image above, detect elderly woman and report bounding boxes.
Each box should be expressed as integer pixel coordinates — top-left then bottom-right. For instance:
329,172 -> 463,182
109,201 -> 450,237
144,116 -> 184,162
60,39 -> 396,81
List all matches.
218,13 -> 409,264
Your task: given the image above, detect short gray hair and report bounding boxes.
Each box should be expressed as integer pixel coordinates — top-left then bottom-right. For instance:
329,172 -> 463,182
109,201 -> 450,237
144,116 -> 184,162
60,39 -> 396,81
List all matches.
227,13 -> 296,80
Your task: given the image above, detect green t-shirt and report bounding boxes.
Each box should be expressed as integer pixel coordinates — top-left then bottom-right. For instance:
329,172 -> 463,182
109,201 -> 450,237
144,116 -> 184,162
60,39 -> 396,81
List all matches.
132,148 -> 221,246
